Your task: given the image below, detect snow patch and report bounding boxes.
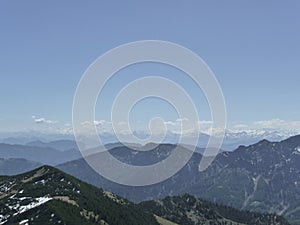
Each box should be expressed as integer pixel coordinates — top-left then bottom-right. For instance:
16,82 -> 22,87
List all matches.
19,197 -> 31,201
19,219 -> 29,224
0,214 -> 8,225
13,196 -> 52,216
34,179 -> 46,185
293,146 -> 300,155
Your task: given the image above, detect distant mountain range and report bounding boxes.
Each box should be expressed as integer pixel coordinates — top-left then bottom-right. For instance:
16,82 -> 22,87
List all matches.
0,129 -> 298,150
0,143 -> 81,165
0,166 -> 290,225
26,139 -> 78,151
0,158 -> 41,175
0,134 -> 299,224
57,135 -> 300,225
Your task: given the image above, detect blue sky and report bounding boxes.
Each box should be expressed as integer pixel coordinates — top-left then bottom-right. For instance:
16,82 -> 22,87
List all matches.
0,1 -> 299,134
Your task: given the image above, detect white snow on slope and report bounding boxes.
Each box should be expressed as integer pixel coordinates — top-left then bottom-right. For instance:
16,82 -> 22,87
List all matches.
13,196 -> 52,216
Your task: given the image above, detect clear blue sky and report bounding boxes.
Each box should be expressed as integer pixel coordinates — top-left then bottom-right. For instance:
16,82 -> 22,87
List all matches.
0,1 -> 299,133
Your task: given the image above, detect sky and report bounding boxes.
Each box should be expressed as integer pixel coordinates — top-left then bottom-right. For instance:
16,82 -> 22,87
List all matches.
0,1 -> 300,136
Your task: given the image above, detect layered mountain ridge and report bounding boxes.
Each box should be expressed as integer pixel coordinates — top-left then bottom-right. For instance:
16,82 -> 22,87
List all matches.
0,166 -> 290,225
0,135 -> 299,224
58,135 -> 300,224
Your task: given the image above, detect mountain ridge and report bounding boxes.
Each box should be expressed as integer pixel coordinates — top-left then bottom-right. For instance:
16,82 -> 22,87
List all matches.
0,166 -> 290,225
57,135 -> 300,224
